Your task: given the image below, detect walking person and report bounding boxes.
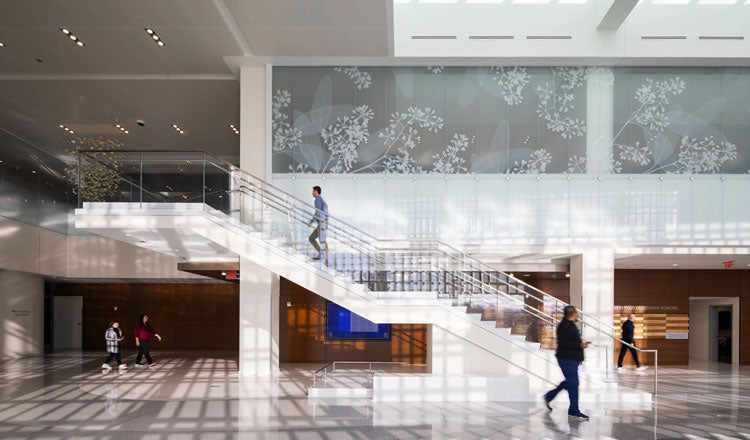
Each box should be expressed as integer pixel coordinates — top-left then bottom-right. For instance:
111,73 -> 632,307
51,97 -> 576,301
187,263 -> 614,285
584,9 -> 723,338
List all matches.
543,305 -> 590,420
618,313 -> 648,373
134,314 -> 162,368
102,320 -> 126,370
306,185 -> 329,265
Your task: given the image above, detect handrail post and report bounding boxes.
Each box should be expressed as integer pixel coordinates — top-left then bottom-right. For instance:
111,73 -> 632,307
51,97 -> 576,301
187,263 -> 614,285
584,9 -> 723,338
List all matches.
77,151 -> 82,208
656,350 -> 659,395
139,152 -> 143,208
202,152 -> 206,206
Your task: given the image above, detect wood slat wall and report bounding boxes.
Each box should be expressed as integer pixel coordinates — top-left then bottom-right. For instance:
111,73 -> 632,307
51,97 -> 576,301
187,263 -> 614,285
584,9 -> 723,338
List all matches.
50,283 -> 239,351
615,270 -> 750,366
279,278 -> 427,364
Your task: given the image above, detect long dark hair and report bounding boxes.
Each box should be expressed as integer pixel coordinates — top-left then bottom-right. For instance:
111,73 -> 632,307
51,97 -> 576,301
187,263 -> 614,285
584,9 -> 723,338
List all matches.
138,314 -> 151,328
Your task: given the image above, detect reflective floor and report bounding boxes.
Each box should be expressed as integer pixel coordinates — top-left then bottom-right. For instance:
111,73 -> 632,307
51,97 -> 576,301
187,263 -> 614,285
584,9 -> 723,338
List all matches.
0,352 -> 749,439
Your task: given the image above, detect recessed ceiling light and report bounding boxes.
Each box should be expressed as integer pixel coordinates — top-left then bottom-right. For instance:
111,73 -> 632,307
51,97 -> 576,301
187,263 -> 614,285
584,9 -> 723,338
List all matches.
565,273 -> 571,278
114,123 -> 129,134
221,271 -> 227,276
672,263 -> 679,267
60,28 -> 85,47
58,124 -> 75,134
0,42 -> 5,47
173,249 -> 179,252
523,273 -> 531,277
229,124 -> 240,135
144,28 -> 165,47
171,123 -> 185,134
125,233 -> 132,236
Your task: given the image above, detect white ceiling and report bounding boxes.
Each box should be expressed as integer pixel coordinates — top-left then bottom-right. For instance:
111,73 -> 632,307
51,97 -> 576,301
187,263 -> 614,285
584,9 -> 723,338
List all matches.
0,0 -> 391,162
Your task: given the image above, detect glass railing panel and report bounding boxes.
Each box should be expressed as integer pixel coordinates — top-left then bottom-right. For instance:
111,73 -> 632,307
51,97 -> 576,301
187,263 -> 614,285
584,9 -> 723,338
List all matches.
140,152 -> 205,204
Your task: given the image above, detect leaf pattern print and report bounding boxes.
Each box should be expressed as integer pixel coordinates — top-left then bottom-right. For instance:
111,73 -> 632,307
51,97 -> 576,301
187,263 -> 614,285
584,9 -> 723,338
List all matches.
272,90 -> 302,153
433,134 -> 470,174
320,105 -> 374,173
492,67 -> 530,106
334,66 -> 372,90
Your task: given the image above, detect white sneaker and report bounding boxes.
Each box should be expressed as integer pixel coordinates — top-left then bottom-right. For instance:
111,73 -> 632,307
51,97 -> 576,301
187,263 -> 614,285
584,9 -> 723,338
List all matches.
636,366 -> 648,372
617,367 -> 626,373
148,363 -> 156,368
133,363 -> 142,368
102,363 -> 112,370
119,364 -> 127,370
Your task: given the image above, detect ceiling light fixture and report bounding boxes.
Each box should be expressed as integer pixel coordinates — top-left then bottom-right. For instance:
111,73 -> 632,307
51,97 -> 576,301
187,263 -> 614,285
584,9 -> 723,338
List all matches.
60,28 -> 85,47
171,123 -> 185,134
145,28 -> 165,47
58,124 -> 75,134
229,124 -> 240,135
565,273 -> 571,278
0,42 -> 5,47
508,272 -> 514,278
672,263 -> 679,267
114,123 -> 129,134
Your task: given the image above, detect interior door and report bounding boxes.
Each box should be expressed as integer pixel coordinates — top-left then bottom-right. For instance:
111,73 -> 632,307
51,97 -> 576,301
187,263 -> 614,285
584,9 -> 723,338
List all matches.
53,296 -> 83,350
708,306 -> 718,362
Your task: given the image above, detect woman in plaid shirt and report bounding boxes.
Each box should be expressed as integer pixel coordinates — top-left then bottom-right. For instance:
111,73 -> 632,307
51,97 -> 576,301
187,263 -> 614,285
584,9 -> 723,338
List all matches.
102,321 -> 126,370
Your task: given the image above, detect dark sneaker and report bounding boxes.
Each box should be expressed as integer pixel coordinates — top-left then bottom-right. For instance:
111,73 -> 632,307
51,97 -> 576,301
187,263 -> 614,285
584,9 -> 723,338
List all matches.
543,395 -> 553,411
569,412 -> 590,420
312,256 -> 321,261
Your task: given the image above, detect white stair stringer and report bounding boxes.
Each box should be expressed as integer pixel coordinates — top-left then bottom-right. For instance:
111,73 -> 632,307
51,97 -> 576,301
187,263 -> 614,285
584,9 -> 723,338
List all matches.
75,203 -> 610,391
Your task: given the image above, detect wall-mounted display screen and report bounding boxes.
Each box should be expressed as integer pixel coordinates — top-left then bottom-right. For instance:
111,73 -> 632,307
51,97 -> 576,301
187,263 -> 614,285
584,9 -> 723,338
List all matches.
326,302 -> 390,340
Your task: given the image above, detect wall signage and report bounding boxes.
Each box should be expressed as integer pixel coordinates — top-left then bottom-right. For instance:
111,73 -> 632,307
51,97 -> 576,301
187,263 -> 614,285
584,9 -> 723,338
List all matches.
666,332 -> 689,340
11,309 -> 30,317
613,305 -> 679,312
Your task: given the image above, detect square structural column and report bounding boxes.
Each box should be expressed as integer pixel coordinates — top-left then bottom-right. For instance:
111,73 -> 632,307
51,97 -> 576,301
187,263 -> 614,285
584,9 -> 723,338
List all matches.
239,257 -> 280,378
569,247 -> 615,373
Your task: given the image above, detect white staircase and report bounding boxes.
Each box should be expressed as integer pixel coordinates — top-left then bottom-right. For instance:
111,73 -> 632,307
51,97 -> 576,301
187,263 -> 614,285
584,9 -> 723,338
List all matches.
72,151 -> 654,403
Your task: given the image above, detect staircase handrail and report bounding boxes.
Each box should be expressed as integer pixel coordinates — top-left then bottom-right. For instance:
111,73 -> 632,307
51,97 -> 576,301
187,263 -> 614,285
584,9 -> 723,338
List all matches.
78,150 -> 653,364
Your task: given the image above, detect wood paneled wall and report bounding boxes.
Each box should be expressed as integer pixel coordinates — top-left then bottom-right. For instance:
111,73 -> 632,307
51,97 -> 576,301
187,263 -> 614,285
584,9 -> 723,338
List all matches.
279,278 -> 427,364
50,283 -> 238,351
614,270 -> 750,365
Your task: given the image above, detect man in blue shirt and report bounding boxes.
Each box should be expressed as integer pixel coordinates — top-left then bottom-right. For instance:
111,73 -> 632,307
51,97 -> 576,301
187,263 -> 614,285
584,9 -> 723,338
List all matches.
307,186 -> 329,264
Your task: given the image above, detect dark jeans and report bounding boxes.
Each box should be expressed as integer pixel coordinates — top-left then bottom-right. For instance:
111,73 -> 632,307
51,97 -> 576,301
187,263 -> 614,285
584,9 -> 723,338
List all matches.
135,339 -> 153,365
617,341 -> 641,367
545,358 -> 581,415
105,352 -> 122,365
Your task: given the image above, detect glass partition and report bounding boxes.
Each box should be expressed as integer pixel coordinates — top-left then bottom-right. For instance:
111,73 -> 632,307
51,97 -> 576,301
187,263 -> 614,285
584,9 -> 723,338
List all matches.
0,129 -> 73,235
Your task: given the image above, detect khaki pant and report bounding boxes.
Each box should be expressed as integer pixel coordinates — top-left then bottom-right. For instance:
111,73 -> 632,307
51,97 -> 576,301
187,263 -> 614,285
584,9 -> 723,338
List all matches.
308,221 -> 328,261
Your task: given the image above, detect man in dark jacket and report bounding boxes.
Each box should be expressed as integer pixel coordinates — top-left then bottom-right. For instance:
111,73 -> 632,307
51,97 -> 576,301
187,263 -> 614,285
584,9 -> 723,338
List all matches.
617,313 -> 647,373
543,305 -> 590,420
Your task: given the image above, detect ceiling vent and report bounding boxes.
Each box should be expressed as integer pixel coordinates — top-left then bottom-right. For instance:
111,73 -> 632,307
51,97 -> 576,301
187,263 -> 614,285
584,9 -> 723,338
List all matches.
526,35 -> 572,40
411,35 -> 457,40
698,35 -> 744,40
641,35 -> 687,40
469,35 -> 514,40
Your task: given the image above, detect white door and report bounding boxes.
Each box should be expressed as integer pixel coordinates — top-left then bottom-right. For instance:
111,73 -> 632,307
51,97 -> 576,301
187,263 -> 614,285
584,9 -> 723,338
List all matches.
53,296 -> 83,350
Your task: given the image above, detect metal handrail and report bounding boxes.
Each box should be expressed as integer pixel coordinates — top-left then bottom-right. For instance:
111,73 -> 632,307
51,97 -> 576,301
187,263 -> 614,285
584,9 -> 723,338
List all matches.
311,361 -> 425,389
78,150 -> 658,393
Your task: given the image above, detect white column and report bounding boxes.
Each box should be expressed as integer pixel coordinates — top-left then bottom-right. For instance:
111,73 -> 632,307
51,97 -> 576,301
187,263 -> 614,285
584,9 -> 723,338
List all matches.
0,270 -> 44,359
569,247 -> 615,372
240,65 -> 271,177
238,64 -> 280,378
585,68 -> 615,175
239,257 -> 280,377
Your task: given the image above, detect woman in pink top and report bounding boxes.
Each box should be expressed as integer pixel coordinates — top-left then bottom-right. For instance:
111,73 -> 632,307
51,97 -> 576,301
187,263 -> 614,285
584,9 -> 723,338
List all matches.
134,314 -> 162,368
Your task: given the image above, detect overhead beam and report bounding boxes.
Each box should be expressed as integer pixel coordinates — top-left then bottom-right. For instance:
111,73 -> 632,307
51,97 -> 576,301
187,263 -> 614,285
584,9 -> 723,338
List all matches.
597,0 -> 639,30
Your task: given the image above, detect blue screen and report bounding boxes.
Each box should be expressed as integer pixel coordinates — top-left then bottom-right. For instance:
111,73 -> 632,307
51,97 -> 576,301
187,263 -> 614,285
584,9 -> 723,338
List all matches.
326,303 -> 390,340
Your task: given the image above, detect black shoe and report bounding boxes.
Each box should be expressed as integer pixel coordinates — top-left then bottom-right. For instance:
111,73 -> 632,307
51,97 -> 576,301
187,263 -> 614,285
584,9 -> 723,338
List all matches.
312,256 -> 321,261
568,412 -> 590,420
543,395 -> 553,411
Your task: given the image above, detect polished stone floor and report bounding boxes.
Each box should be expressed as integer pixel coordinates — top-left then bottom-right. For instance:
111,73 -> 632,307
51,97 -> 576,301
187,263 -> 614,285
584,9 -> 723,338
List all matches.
0,352 -> 748,439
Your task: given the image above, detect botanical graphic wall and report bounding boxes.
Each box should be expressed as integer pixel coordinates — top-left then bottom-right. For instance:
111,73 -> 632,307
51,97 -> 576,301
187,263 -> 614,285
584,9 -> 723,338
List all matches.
272,67 -> 750,175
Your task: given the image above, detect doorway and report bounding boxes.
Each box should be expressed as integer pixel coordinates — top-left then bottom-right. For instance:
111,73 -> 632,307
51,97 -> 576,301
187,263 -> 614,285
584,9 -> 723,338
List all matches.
689,297 -> 740,365
709,305 -> 732,363
53,296 -> 83,350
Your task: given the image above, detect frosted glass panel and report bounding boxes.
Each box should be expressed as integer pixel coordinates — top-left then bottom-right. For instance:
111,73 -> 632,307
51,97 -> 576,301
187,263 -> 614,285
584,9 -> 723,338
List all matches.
274,66 -> 750,175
